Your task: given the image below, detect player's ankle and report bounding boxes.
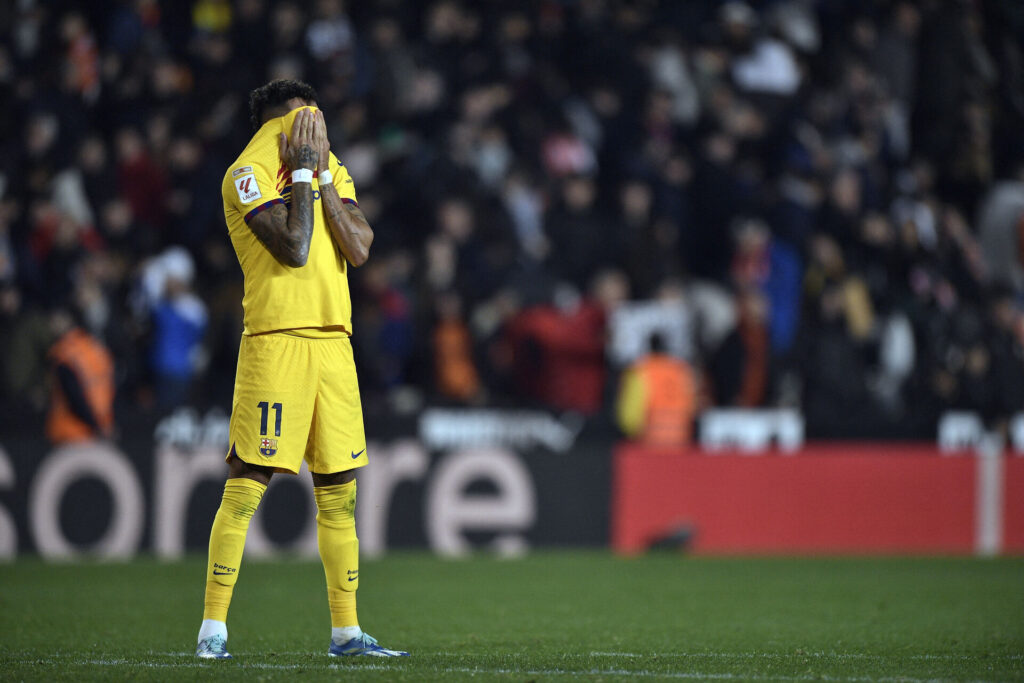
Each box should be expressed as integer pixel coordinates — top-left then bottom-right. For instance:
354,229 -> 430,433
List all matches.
331,625 -> 361,643
198,619 -> 228,644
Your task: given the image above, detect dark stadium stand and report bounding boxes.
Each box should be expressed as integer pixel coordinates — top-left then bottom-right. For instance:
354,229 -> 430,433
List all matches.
1,0 -> 1023,441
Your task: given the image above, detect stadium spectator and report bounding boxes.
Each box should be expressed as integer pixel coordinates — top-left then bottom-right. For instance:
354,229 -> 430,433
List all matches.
431,291 -> 482,404
503,282 -> 607,415
615,332 -> 697,447
708,289 -> 769,408
545,175 -> 615,290
145,247 -> 209,408
353,250 -> 414,392
978,164 -> 1024,290
45,307 -> 114,444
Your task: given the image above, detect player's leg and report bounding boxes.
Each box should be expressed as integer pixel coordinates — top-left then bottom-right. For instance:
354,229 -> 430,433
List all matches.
197,456 -> 273,659
311,469 -> 408,657
197,333 -> 317,659
310,336 -> 407,657
311,469 -> 360,640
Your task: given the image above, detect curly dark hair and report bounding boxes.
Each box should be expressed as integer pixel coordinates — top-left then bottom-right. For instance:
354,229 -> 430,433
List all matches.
248,79 -> 319,132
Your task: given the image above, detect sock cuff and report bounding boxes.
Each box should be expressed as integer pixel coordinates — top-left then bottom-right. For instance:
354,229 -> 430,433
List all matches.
220,477 -> 267,523
314,481 -> 356,518
225,477 -> 268,497
313,480 -> 356,495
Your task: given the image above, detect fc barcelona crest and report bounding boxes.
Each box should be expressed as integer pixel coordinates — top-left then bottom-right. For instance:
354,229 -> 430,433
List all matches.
259,437 -> 278,457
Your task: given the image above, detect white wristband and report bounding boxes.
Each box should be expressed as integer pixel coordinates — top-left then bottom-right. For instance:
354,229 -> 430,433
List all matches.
292,169 -> 314,184
318,169 -> 333,186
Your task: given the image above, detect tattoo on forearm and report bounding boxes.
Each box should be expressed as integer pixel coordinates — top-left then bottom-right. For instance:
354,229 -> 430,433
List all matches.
320,182 -> 373,266
343,202 -> 368,222
324,202 -> 365,232
247,183 -> 315,267
286,181 -> 315,265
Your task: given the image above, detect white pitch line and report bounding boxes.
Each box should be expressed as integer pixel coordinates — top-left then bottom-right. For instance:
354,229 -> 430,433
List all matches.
3,658 -> 1001,682
431,669 -> 960,682
5,659 -> 410,672
589,651 -> 1022,661
9,660 -> 307,670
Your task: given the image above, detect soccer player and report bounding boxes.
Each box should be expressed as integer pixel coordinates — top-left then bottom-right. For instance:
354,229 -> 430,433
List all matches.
195,79 -> 408,659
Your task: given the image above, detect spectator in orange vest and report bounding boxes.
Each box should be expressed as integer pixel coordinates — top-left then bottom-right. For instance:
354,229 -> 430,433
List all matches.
432,292 -> 482,403
615,333 -> 697,448
46,307 -> 115,444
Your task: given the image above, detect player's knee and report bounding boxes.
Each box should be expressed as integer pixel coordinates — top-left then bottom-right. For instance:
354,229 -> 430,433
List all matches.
220,478 -> 268,523
313,480 -> 357,527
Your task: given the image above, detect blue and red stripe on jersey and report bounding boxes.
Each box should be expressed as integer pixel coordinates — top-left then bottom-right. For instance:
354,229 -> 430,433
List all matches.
243,198 -> 285,223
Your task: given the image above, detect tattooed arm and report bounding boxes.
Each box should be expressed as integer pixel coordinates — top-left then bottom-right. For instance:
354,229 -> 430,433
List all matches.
247,109 -> 318,268
312,110 -> 374,267
320,182 -> 374,267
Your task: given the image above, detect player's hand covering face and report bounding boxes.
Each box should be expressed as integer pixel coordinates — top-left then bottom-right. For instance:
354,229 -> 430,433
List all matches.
312,110 -> 331,172
279,108 -> 318,172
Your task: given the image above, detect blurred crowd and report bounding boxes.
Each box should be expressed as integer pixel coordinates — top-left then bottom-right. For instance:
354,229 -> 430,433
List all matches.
3,0 -> 1024,440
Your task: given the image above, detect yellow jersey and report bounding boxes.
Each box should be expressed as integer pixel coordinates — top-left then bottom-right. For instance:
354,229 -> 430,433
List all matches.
221,106 -> 359,335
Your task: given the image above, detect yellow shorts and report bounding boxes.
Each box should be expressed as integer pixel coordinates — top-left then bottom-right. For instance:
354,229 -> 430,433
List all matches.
227,331 -> 368,474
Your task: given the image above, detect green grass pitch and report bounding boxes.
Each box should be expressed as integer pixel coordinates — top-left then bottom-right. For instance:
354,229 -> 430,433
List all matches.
1,553 -> 1022,681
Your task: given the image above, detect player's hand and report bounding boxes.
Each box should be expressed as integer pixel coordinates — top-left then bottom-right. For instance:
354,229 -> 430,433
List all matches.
279,108 -> 317,172
312,109 -> 331,172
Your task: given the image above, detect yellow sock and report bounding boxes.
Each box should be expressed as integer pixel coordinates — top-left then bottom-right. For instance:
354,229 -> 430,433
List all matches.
202,477 -> 267,622
314,481 -> 360,628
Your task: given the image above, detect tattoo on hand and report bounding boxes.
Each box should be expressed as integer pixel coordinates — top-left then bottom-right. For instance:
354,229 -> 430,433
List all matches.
295,144 -> 317,170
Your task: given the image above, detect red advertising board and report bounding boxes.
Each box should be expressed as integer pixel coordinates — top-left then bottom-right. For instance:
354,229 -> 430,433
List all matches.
612,443 -> 1024,555
1005,458 -> 1024,551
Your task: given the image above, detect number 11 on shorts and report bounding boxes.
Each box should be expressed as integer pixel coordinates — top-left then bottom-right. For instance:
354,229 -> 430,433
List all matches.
258,401 -> 282,436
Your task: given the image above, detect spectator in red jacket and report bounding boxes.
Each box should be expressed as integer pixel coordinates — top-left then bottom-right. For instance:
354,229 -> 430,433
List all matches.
505,283 -> 607,414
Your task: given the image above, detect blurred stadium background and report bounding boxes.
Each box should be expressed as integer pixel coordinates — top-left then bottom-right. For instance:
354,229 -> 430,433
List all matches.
5,1 -> 1024,680
2,0 -> 1024,564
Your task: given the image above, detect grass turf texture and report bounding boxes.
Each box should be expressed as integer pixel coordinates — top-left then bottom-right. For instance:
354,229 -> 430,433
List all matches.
0,553 -> 1021,682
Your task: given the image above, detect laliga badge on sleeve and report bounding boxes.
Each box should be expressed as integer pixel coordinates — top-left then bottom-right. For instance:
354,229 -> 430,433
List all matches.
234,173 -> 263,204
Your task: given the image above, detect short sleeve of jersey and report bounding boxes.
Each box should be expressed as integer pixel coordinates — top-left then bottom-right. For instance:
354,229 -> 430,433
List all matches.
329,153 -> 358,206
223,161 -> 284,224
